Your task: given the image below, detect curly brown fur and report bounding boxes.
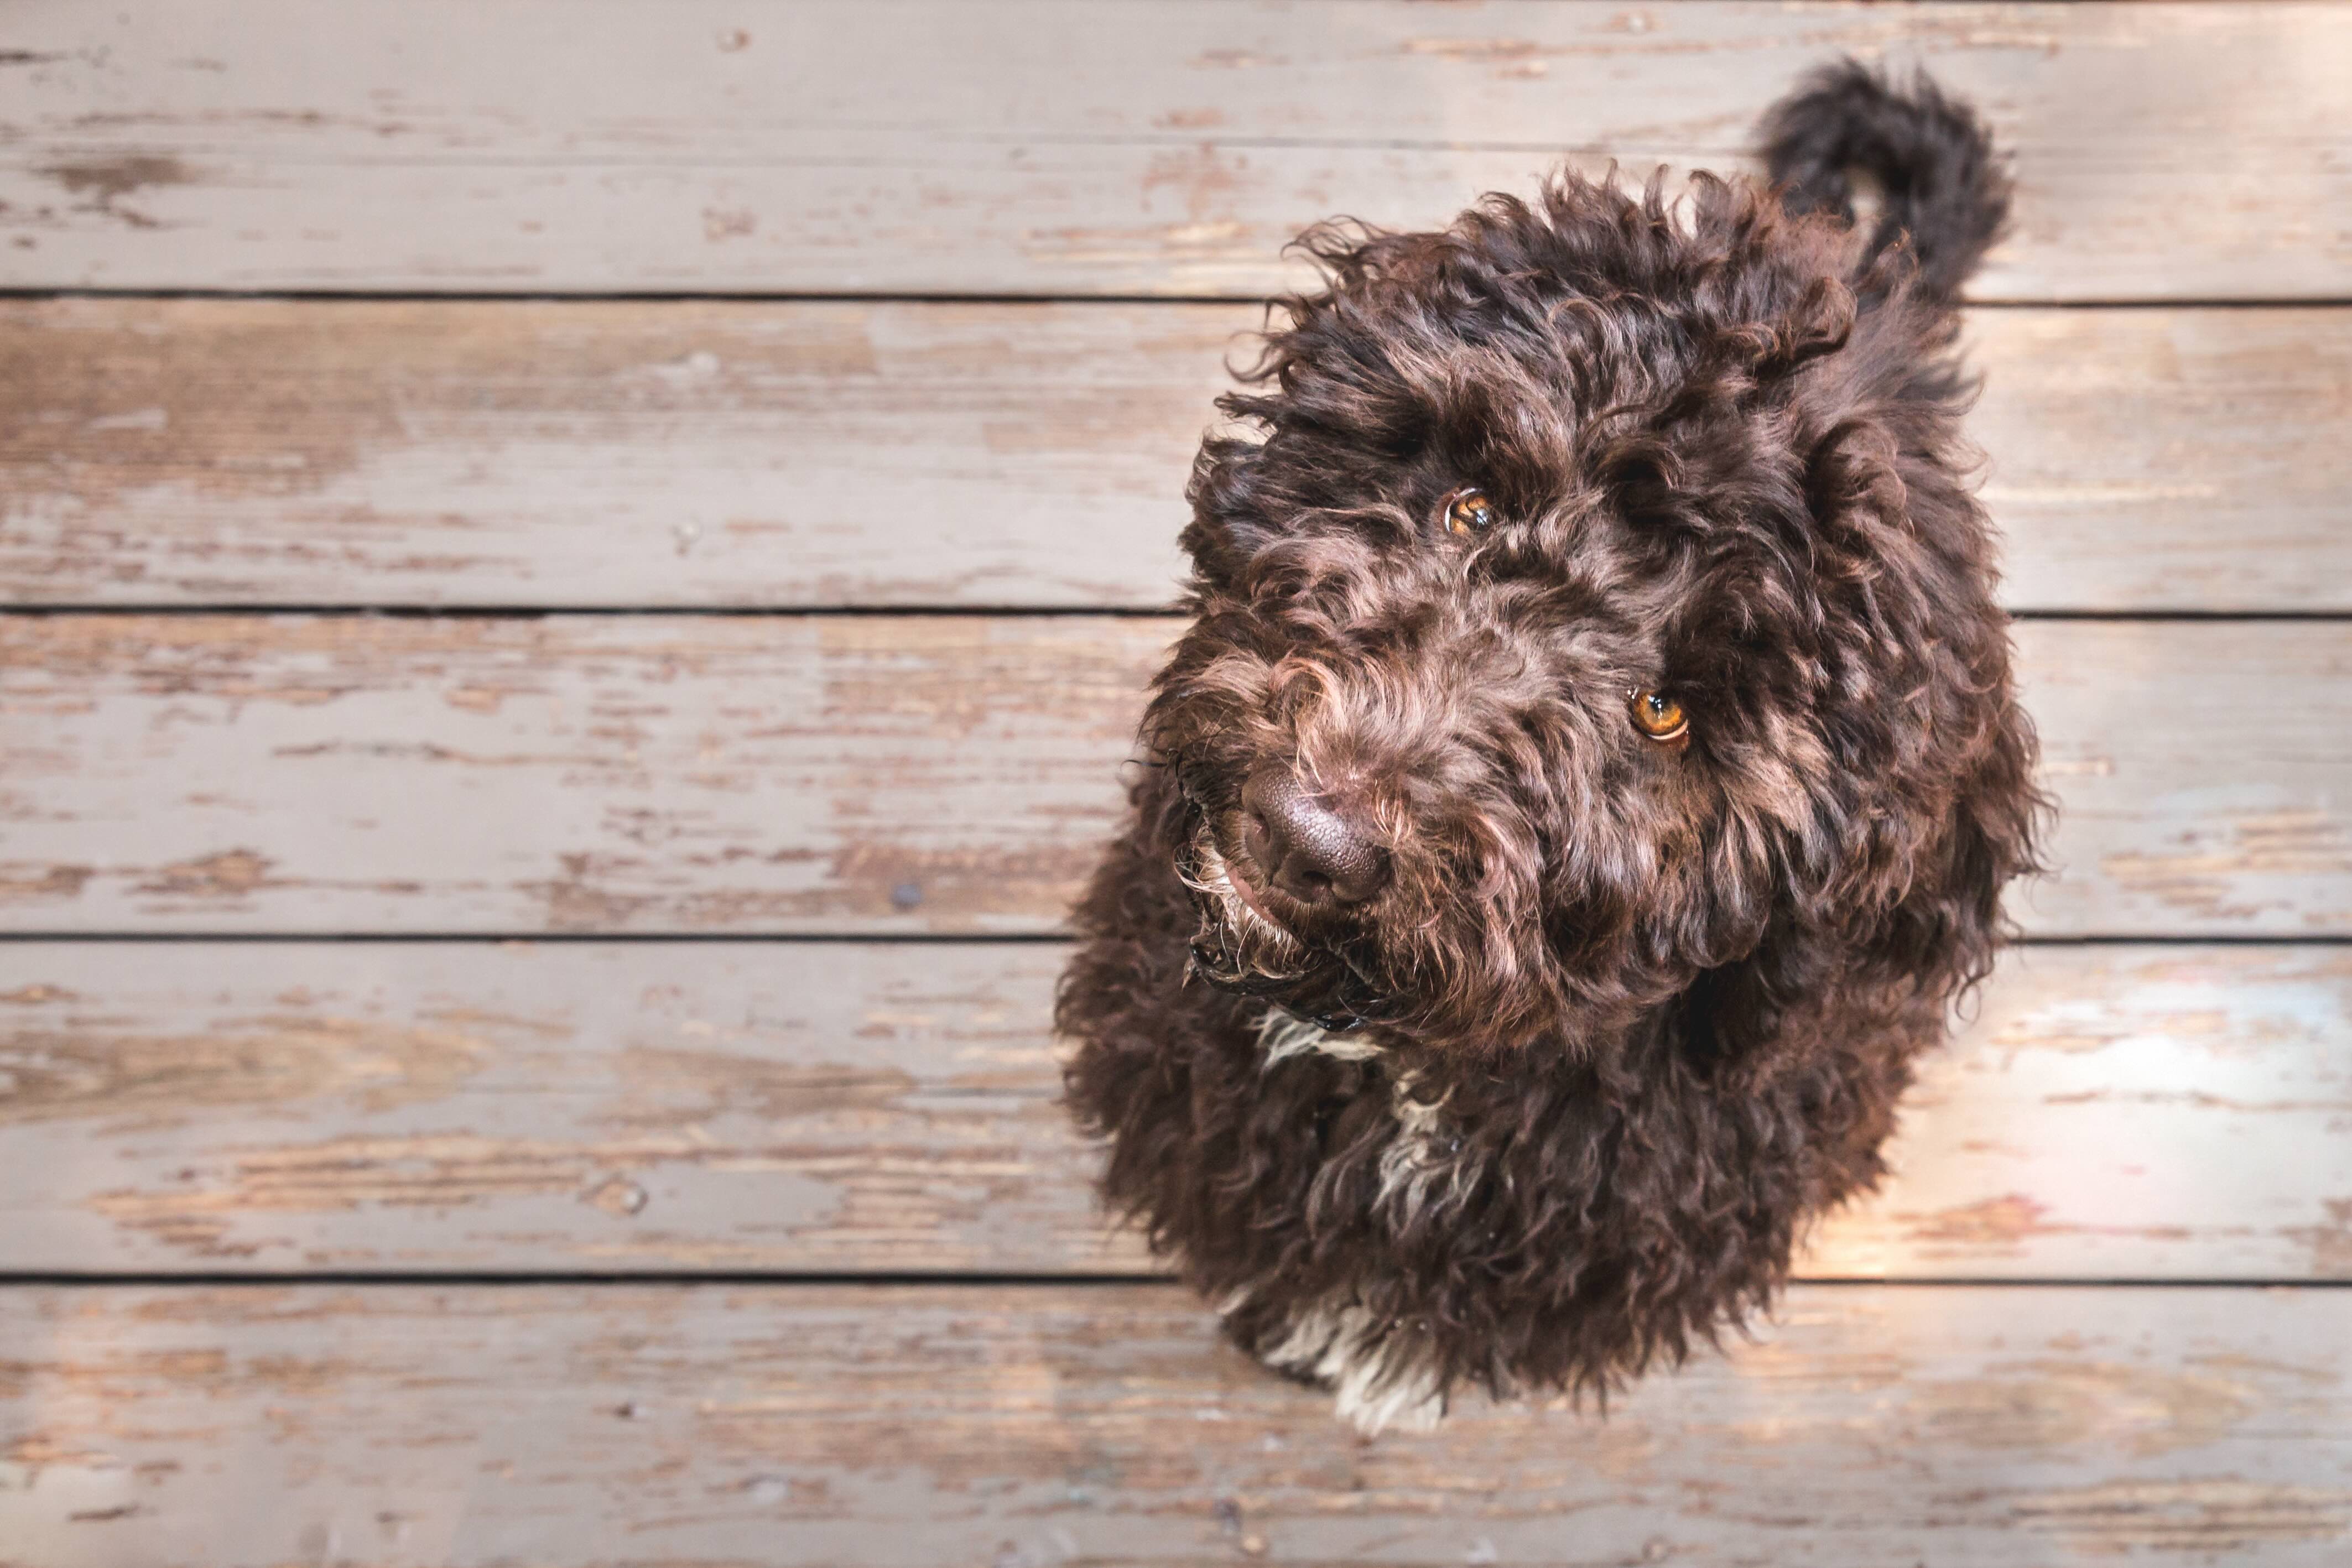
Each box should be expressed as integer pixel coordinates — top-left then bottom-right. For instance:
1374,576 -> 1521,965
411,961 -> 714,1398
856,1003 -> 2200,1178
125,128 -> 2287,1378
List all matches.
1060,65 -> 2045,1432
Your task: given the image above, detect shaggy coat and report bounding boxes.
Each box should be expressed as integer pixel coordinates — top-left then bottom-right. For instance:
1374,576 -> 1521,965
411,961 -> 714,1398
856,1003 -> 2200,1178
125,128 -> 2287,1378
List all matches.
1060,65 -> 2046,1431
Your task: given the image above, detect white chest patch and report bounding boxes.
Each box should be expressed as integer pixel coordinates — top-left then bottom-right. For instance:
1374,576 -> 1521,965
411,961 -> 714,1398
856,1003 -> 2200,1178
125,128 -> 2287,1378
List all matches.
1232,1015 -> 1487,1433
1255,1008 -> 1387,1066
1373,1069 -> 1472,1220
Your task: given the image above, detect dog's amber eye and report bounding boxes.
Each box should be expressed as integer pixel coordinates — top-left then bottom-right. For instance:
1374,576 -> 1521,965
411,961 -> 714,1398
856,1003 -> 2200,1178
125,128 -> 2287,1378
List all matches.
1441,486 -> 1497,536
1629,689 -> 1688,742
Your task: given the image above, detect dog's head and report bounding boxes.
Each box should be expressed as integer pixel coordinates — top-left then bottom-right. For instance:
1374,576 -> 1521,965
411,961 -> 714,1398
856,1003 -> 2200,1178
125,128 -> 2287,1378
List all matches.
1149,171 -> 2041,1055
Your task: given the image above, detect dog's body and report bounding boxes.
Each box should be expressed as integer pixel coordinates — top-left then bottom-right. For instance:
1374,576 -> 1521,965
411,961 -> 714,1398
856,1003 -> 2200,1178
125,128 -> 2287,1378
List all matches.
1059,66 -> 2044,1432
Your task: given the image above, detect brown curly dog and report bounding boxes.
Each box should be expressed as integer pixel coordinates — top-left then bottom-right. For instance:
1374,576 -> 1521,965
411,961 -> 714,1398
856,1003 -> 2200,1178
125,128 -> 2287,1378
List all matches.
1060,63 -> 2047,1432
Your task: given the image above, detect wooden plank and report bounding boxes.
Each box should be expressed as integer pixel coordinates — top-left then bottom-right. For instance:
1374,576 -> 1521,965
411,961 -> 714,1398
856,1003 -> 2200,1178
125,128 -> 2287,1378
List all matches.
1,1283 -> 2348,1565
0,614 -> 1164,936
0,616 -> 2345,936
4,299 -> 2345,613
0,299 -> 1209,610
0,941 -> 2345,1280
2,3 -> 2348,301
1969,309 -> 2352,613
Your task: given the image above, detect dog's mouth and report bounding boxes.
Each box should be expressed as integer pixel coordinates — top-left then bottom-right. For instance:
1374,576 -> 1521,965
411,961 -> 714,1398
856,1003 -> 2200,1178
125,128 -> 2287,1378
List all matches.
1184,829 -> 1302,949
1175,808 -> 1393,1033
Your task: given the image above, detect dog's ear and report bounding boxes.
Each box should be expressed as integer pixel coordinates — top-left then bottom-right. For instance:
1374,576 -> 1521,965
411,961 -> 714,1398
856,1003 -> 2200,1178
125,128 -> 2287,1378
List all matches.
1819,691 -> 2045,999
1766,404 -> 2049,1006
1822,653 -> 2043,1006
1695,681 -> 2041,1074
1914,690 -> 2047,998
1179,432 -> 1272,590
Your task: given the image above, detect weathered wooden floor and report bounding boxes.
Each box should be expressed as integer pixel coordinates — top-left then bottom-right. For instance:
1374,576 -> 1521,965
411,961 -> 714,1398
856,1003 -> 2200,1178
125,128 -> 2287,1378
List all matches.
2,3 -> 2349,1565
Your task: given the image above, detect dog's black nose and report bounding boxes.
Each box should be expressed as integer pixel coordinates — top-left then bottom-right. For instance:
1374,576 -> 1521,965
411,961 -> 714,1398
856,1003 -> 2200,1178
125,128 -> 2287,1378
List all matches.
1241,765 -> 1390,907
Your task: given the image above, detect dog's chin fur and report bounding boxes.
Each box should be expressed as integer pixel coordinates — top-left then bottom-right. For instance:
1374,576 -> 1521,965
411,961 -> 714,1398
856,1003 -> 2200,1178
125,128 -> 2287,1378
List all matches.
1059,64 -> 2047,1434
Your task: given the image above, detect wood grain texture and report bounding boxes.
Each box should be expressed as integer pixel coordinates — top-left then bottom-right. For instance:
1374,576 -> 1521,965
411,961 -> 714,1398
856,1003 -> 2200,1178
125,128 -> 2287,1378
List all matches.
0,941 -> 2345,1280
2,3 -> 2348,300
4,298 -> 2346,612
0,614 -> 1165,936
1,615 -> 2346,936
2,1283 -> 2348,1565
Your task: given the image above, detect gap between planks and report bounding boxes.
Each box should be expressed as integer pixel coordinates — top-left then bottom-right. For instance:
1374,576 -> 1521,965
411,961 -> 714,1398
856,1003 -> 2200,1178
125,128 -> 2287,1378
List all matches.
0,1273 -> 2346,1290
9,291 -> 2352,309
4,607 -> 2351,621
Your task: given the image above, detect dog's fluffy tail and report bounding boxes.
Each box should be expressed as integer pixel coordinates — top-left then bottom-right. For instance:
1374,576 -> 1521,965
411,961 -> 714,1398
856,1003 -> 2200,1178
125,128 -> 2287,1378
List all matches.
1758,61 -> 2010,302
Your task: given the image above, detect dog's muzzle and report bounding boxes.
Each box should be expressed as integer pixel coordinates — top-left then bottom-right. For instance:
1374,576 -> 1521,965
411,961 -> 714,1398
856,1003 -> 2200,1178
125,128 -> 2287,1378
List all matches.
1177,816 -> 1393,1033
